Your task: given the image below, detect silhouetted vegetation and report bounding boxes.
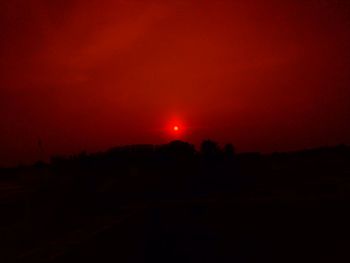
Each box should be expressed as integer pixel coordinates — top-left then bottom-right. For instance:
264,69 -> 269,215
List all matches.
1,141 -> 350,262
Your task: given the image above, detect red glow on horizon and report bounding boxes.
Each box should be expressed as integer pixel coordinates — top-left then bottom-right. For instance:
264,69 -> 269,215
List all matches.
1,0 -> 350,166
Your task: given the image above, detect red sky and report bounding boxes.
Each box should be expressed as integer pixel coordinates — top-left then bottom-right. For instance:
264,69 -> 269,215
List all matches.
1,0 -> 350,166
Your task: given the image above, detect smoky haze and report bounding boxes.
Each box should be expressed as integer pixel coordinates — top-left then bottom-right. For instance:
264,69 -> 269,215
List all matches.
1,0 -> 350,166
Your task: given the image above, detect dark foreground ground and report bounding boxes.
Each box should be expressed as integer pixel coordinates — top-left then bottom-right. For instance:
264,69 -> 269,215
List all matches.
1,141 -> 350,262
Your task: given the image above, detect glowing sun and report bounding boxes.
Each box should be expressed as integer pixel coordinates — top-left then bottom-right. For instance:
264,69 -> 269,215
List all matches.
166,118 -> 185,137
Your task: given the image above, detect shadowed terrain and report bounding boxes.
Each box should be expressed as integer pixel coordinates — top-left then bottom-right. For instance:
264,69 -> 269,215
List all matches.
1,140 -> 350,262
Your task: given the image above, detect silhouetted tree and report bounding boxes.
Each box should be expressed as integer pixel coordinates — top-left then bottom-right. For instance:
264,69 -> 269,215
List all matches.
200,140 -> 221,158
224,143 -> 235,158
160,140 -> 196,160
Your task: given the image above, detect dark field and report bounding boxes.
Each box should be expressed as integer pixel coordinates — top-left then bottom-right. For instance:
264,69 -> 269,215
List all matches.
1,141 -> 350,262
